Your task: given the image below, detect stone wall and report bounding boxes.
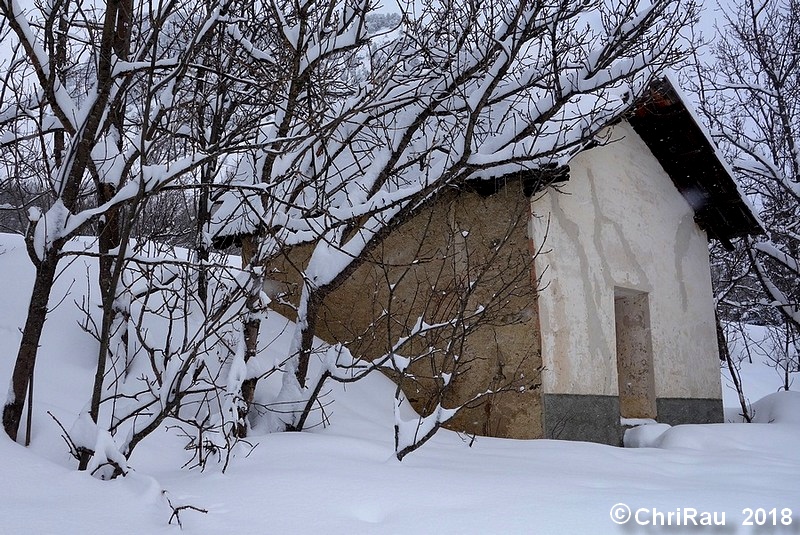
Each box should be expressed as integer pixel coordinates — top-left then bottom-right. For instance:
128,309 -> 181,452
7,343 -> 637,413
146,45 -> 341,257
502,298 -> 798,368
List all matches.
268,180 -> 544,439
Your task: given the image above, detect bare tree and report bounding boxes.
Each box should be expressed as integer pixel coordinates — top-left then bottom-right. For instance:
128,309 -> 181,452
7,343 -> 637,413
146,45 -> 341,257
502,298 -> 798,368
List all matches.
694,0 -> 800,399
0,0 -> 264,442
69,242 -> 256,476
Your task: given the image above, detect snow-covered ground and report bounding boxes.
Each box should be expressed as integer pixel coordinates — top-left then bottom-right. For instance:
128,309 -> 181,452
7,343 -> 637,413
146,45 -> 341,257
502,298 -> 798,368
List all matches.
1,233 -> 798,534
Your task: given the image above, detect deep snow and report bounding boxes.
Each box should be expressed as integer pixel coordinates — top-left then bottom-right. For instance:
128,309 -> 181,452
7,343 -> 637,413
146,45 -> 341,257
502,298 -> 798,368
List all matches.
0,233 -> 798,534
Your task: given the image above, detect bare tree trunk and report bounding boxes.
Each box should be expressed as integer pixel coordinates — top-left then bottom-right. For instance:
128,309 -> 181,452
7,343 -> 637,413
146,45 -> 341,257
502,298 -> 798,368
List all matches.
2,255 -> 59,440
97,0 -> 130,306
235,235 -> 262,437
238,309 -> 260,437
717,313 -> 751,422
196,176 -> 210,305
78,256 -> 121,470
77,0 -> 132,470
782,322 -> 791,391
294,292 -> 323,391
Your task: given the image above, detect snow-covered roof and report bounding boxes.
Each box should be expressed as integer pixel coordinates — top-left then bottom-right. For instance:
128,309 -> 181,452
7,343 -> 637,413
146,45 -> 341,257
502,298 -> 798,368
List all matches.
627,76 -> 763,247
208,186 -> 261,249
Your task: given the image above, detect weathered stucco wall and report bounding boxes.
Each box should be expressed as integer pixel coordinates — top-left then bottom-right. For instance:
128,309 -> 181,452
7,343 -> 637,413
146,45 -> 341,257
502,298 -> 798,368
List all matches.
269,181 -> 543,439
530,122 -> 722,408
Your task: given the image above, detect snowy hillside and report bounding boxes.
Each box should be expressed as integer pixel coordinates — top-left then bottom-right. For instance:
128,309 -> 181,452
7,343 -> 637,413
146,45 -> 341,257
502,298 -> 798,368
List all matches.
0,233 -> 798,534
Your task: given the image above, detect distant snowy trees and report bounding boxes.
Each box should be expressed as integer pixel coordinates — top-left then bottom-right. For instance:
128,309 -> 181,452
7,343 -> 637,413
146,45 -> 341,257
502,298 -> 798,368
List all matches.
697,0 -> 799,403
0,0 -> 699,471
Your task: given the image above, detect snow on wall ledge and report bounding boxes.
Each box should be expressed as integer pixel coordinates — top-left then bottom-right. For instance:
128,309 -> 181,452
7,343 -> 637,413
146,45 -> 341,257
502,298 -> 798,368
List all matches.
531,121 -> 722,402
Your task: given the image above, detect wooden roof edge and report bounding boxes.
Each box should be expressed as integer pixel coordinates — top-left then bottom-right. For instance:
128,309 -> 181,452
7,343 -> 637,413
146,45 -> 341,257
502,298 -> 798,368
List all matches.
628,75 -> 764,242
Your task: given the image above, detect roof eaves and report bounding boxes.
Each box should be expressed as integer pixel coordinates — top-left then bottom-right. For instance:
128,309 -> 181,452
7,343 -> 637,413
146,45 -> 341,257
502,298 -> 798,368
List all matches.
627,76 -> 763,245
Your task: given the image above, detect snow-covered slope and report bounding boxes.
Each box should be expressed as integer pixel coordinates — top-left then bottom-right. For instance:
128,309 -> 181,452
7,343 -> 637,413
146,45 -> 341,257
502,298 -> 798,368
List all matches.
0,233 -> 798,534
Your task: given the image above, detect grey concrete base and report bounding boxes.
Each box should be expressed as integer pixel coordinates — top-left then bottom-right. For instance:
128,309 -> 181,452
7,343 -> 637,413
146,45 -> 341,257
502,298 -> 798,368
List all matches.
543,394 -> 725,446
656,397 -> 723,426
543,394 -> 623,446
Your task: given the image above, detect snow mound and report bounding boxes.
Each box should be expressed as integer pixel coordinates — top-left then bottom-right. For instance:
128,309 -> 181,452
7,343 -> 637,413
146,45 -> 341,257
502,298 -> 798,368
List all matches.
623,423 -> 671,448
750,391 -> 800,424
626,391 -> 800,451
652,423 -> 800,454
626,421 -> 800,452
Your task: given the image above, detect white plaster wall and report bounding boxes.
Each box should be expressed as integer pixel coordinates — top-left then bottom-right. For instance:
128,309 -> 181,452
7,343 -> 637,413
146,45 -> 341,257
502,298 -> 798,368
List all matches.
530,121 -> 722,401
